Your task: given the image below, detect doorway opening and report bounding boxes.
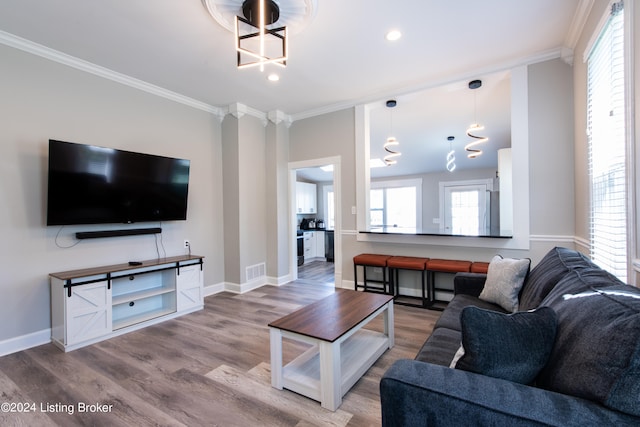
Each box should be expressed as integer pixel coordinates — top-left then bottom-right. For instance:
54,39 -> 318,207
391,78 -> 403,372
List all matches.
289,157 -> 341,288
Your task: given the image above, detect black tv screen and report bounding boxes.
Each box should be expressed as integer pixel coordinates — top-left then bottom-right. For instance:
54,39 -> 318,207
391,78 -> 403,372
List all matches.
47,140 -> 190,226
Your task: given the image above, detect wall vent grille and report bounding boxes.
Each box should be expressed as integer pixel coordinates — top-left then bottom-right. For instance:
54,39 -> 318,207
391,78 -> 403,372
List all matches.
246,263 -> 266,282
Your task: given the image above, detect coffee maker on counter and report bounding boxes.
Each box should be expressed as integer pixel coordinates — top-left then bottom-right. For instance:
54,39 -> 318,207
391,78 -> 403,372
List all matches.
316,219 -> 325,229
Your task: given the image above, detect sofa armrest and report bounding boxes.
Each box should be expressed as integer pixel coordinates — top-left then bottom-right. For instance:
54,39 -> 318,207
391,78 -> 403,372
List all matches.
380,359 -> 639,427
453,272 -> 486,297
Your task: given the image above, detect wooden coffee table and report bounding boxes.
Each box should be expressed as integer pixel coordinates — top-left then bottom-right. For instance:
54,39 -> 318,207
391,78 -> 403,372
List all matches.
268,289 -> 394,411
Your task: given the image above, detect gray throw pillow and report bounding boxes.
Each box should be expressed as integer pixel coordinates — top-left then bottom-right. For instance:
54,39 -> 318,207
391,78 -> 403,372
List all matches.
479,255 -> 530,312
454,306 -> 557,384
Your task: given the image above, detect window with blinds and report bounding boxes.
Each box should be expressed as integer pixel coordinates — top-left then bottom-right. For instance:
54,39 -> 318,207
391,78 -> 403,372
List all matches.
587,1 -> 627,281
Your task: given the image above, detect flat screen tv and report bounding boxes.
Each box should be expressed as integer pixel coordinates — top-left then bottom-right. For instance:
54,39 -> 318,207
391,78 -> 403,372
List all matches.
47,139 -> 190,226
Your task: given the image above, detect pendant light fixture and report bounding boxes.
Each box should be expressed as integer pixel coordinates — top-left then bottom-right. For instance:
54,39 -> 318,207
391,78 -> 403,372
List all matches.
234,0 -> 287,71
465,79 -> 489,158
446,136 -> 456,172
203,1 -> 318,74
384,99 -> 401,166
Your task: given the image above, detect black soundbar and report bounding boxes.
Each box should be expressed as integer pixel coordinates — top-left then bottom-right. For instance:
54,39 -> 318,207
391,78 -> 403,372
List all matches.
76,227 -> 162,240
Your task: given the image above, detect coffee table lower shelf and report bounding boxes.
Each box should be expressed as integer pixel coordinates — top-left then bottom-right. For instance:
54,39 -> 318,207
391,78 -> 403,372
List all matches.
269,294 -> 394,411
281,329 -> 389,403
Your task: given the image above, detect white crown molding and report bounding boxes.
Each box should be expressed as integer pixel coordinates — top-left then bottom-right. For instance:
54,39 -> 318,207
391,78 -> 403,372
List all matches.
565,0 -> 596,50
560,47 -> 575,66
268,110 -> 293,128
0,30 -> 225,116
227,102 -> 248,119
225,102 -> 268,125
0,27 -> 582,128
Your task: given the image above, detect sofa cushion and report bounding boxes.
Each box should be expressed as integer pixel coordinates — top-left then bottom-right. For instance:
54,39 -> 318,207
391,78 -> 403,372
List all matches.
414,327 -> 461,367
479,255 -> 531,312
454,306 -> 557,384
537,273 -> 640,417
519,246 -> 597,311
434,293 -> 508,332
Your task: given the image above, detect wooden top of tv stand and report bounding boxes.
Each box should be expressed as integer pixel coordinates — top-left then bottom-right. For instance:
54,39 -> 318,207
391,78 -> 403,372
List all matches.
50,254 -> 204,280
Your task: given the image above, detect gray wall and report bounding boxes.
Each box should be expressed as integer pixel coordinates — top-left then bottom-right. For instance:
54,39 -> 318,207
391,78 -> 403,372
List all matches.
0,44 -> 224,342
266,121 -> 290,280
528,58 -> 575,237
222,114 -> 268,285
289,58 -> 576,281
290,109 -> 357,232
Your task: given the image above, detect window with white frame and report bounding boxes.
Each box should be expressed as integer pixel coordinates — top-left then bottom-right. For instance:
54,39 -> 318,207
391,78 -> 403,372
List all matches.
370,178 -> 422,232
323,186 -> 335,230
587,1 -> 628,281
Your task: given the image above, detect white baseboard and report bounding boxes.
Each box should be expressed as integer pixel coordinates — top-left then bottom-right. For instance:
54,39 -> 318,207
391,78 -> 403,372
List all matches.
267,273 -> 293,286
204,282 -> 225,296
2,274 -> 320,357
224,278 -> 267,294
340,280 -> 355,290
0,329 -> 50,357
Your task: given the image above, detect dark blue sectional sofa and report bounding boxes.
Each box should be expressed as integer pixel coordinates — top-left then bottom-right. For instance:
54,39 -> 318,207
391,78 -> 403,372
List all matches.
380,247 -> 640,426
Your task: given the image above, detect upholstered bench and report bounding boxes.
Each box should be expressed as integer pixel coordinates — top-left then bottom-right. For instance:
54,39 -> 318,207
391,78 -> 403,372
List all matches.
425,259 -> 472,310
471,261 -> 490,274
353,254 -> 392,294
387,256 -> 429,308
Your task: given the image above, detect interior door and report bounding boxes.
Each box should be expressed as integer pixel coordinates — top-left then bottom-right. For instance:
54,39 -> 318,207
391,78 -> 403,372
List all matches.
442,184 -> 488,235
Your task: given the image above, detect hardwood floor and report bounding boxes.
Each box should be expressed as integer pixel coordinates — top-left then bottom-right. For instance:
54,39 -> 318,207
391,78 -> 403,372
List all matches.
298,260 -> 335,285
0,282 -> 439,426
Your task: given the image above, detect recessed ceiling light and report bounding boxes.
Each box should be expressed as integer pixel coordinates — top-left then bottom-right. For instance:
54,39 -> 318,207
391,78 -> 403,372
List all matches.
267,74 -> 280,82
320,165 -> 333,172
385,30 -> 402,41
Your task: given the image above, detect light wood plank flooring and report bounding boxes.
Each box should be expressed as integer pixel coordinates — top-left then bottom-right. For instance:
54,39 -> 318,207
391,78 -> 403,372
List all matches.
0,282 -> 439,426
298,260 -> 335,285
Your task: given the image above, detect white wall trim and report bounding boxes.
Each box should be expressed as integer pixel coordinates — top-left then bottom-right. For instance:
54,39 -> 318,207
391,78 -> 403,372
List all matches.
529,234 -> 577,243
582,0 -> 619,63
224,102 -> 268,124
0,30 -> 224,116
204,282 -> 226,296
0,329 -> 50,357
340,279 -> 355,290
289,156 -> 343,287
223,280 -> 266,294
267,273 -> 294,286
574,236 -> 590,253
565,0 -> 596,50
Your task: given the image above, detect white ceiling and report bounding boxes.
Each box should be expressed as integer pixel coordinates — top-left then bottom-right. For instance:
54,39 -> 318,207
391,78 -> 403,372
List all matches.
0,0 -> 585,179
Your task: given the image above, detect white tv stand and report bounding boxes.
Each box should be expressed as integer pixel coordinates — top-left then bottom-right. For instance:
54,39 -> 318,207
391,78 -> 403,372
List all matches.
50,255 -> 204,352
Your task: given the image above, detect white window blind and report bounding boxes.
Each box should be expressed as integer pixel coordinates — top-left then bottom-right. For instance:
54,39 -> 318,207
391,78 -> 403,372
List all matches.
587,1 -> 627,281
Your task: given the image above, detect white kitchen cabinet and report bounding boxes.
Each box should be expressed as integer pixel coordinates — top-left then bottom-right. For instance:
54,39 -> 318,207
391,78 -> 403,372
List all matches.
303,231 -> 316,260
315,230 -> 325,260
296,182 -> 317,214
50,255 -> 204,352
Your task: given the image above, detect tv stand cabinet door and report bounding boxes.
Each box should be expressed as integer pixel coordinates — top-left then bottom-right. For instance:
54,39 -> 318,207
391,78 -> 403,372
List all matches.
66,281 -> 112,346
176,264 -> 203,312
